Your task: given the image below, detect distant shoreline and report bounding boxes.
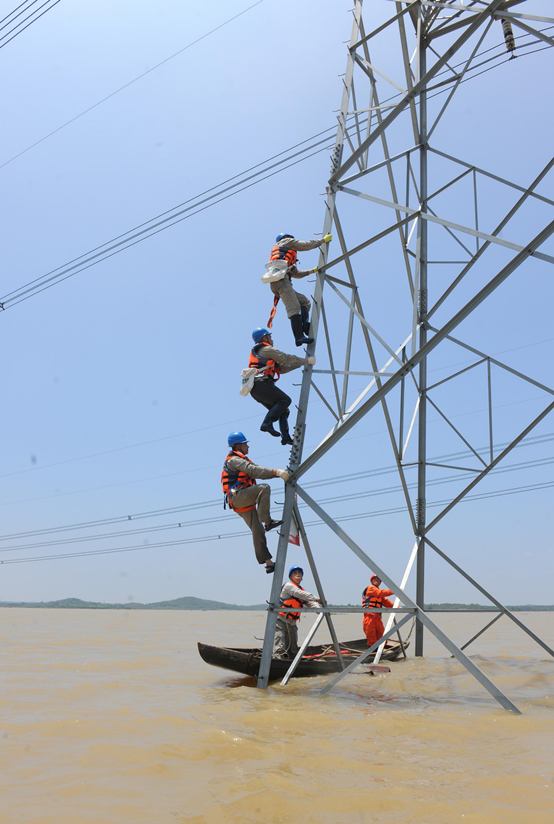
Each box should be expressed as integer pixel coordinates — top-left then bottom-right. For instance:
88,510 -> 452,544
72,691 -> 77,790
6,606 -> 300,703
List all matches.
0,597 -> 552,612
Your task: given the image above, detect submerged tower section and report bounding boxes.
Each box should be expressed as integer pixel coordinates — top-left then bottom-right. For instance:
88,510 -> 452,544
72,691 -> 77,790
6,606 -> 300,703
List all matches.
258,0 -> 554,712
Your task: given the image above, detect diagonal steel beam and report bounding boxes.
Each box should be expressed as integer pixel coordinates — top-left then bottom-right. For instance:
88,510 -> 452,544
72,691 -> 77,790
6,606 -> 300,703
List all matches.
293,501 -> 345,669
332,210 -> 418,533
425,535 -> 554,658
425,400 -> 554,531
426,395 -> 487,467
338,185 -> 554,262
426,0 -> 524,41
320,613 -> 414,694
295,484 -> 521,713
329,0 -> 507,185
293,218 -> 554,481
427,154 -> 554,318
427,326 -> 554,397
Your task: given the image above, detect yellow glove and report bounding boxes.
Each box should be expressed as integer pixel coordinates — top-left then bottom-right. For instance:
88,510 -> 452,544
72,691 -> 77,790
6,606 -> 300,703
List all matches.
323,233 -> 332,243
313,265 -> 318,274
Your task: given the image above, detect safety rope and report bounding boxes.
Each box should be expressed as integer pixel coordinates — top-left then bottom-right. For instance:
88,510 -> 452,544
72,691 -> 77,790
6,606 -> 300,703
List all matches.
267,295 -> 279,329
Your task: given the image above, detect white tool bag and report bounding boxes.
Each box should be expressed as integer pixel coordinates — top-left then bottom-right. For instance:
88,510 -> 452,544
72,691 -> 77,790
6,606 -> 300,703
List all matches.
240,367 -> 257,396
261,259 -> 288,284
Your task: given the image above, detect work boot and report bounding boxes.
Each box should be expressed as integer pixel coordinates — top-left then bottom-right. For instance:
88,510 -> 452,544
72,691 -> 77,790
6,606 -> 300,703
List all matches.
265,519 -> 283,532
260,421 -> 280,437
279,412 -> 294,446
301,305 -> 311,335
290,314 -> 314,347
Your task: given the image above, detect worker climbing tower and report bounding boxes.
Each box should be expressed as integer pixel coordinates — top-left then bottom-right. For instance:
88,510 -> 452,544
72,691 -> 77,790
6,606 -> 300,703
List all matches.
258,0 -> 554,712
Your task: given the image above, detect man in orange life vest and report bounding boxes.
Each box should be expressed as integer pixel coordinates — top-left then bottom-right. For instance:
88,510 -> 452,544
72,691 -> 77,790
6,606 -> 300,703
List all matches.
249,327 -> 316,446
362,573 -> 395,648
221,432 -> 289,573
273,565 -> 321,659
269,231 -> 332,346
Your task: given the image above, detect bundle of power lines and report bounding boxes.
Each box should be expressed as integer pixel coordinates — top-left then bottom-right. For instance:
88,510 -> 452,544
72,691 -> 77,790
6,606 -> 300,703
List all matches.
1,431 -> 553,564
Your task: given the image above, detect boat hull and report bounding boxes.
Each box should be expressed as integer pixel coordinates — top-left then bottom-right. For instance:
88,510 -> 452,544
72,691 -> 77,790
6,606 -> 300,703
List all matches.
197,638 -> 407,680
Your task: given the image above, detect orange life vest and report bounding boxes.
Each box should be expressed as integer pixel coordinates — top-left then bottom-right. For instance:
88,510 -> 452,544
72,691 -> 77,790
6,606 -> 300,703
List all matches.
362,587 -> 385,610
279,584 -> 306,622
248,341 -> 281,381
270,243 -> 297,271
221,450 -> 256,512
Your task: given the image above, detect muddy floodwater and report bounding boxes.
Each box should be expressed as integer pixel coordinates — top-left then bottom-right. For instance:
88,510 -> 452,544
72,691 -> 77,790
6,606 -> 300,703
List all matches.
1,608 -> 553,823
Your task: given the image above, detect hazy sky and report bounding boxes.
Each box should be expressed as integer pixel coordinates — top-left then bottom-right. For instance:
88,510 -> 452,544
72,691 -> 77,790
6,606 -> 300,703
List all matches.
1,0 -> 553,611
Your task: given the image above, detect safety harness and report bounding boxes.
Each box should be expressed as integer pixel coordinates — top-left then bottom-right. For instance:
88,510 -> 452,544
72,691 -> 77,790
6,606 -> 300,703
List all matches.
267,243 -> 298,329
279,584 -> 306,622
221,449 -> 256,512
362,587 -> 386,610
248,341 -> 280,381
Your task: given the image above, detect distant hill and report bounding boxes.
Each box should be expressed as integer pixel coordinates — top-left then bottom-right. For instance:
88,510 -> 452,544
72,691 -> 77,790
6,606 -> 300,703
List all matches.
0,597 -> 552,611
0,596 -> 267,611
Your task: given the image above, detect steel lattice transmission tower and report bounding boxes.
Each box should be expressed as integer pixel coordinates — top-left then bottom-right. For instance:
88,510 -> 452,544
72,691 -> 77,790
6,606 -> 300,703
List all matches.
257,0 -> 554,712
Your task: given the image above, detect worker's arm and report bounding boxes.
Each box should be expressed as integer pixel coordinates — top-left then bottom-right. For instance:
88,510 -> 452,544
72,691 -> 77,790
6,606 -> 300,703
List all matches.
382,597 -> 394,609
281,581 -> 321,608
260,345 -> 307,373
381,589 -> 394,599
288,266 -> 314,279
278,237 -> 323,279
226,456 -> 276,481
278,238 -> 324,252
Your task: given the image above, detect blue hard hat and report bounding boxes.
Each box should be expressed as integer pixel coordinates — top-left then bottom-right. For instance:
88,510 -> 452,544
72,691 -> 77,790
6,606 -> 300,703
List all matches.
276,232 -> 294,243
228,431 -> 248,448
252,327 -> 271,343
289,565 -> 304,577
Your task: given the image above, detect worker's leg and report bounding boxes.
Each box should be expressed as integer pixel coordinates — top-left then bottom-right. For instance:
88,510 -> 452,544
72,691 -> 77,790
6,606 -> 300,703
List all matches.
300,304 -> 311,334
273,617 -> 292,658
363,614 -> 385,647
278,409 -> 293,446
233,485 -> 273,565
288,622 -> 300,658
254,483 -> 272,525
296,292 -> 312,317
271,280 -> 313,346
237,507 -> 272,565
251,379 -> 291,438
271,279 -> 301,318
232,483 -> 272,526
363,614 -> 378,647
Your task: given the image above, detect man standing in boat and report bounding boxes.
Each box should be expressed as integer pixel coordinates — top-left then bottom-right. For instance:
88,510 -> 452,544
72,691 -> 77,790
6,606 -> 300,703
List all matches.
362,573 -> 395,648
273,565 -> 321,659
221,431 -> 289,574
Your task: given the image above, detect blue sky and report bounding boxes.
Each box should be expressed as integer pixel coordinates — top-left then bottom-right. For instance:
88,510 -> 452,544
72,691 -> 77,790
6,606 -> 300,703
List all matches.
1,0 -> 553,609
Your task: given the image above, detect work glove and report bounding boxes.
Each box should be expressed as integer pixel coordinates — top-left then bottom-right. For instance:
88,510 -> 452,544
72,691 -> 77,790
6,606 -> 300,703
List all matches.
306,356 -> 316,365
275,469 -> 290,482
323,233 -> 332,243
313,266 -> 318,274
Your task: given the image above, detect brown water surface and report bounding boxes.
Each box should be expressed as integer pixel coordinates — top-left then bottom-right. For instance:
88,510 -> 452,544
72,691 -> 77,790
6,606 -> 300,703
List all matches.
1,608 -> 553,823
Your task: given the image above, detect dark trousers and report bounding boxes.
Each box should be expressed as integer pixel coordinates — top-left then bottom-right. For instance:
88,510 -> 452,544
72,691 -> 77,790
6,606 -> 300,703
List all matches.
251,378 -> 292,435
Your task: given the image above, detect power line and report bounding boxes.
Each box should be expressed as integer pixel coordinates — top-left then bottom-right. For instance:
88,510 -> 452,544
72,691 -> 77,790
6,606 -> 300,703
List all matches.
1,12 -> 547,171
0,128 -> 338,309
3,452 -> 554,553
2,26 -> 551,310
0,1 -> 37,29
0,0 -> 265,169
0,0 -> 60,51
2,474 -> 554,565
0,331 -> 551,486
1,430 -> 553,546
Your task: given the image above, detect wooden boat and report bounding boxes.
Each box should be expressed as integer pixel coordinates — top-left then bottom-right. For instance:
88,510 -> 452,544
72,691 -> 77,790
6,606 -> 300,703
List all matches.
197,637 -> 408,680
